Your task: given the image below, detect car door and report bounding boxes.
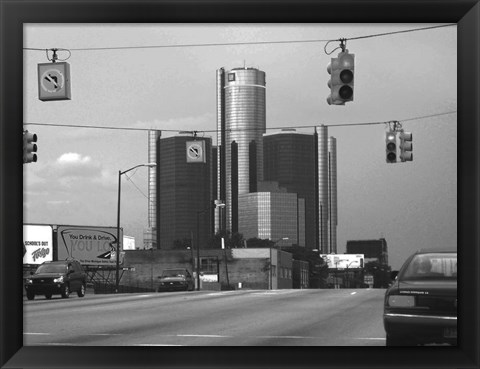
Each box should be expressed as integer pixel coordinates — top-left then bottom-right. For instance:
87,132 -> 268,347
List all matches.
68,262 -> 80,291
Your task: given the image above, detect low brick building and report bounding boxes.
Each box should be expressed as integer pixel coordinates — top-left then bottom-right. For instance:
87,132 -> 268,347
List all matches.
121,248 -> 295,291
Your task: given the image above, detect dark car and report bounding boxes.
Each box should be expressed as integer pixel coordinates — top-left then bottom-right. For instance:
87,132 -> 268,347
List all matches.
25,260 -> 87,300
383,249 -> 457,346
157,268 -> 195,292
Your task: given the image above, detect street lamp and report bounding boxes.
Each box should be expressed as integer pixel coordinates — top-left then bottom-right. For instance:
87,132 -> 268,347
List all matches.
196,201 -> 225,291
345,261 -> 356,288
274,237 -> 289,255
115,163 -> 156,293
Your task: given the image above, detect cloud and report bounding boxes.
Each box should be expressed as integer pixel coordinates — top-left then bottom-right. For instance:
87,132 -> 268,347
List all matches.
55,152 -> 99,176
31,152 -> 115,194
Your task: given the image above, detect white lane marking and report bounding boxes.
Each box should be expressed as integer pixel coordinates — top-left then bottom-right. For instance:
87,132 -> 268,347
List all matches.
132,343 -> 183,346
207,291 -> 240,296
354,337 -> 386,340
350,292 -> 357,295
252,290 -> 297,295
41,343 -> 74,346
177,334 -> 231,338
23,332 -> 51,335
258,335 -> 314,339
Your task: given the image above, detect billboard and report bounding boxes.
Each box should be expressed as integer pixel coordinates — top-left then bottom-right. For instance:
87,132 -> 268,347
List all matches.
320,254 -> 364,269
123,236 -> 136,250
57,225 -> 122,266
23,224 -> 53,265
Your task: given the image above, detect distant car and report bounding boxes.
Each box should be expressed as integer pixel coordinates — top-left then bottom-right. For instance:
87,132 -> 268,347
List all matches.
157,268 -> 195,292
25,260 -> 87,300
383,249 -> 457,346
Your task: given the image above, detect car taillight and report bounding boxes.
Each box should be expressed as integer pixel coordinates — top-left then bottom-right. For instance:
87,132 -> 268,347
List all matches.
388,295 -> 416,307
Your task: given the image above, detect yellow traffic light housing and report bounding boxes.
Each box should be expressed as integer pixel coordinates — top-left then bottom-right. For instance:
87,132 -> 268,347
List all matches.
386,131 -> 397,163
23,131 -> 38,164
327,50 -> 355,105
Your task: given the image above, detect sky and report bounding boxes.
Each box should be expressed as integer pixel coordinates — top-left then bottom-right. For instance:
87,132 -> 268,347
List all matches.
23,24 -> 457,270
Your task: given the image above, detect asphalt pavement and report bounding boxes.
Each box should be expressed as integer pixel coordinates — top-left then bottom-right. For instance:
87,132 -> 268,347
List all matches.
23,288 -> 386,346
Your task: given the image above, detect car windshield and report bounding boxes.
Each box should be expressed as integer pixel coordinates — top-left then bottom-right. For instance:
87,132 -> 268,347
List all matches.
35,264 -> 67,274
162,270 -> 186,277
402,253 -> 457,280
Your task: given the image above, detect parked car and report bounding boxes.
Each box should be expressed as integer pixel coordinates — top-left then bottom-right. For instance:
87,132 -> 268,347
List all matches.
25,260 -> 87,300
383,249 -> 457,346
157,268 -> 195,292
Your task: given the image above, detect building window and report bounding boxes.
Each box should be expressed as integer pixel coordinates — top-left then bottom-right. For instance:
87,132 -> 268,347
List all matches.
200,257 -> 218,274
228,73 -> 235,82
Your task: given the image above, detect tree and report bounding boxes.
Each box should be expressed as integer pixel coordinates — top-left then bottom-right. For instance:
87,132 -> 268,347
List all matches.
172,238 -> 192,250
282,246 -> 329,288
245,237 -> 274,248
364,260 -> 391,288
210,230 -> 245,249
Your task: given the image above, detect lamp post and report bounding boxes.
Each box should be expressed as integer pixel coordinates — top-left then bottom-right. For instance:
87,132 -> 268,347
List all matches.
345,261 -> 356,288
196,201 -> 225,291
115,163 -> 156,293
274,237 -> 289,258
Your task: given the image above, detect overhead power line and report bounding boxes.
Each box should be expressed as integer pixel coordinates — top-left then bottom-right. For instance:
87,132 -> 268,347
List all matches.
23,24 -> 455,53
23,111 -> 457,133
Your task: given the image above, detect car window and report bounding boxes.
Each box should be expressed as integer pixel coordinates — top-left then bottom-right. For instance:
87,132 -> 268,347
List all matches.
36,264 -> 67,273
402,253 -> 457,280
73,262 -> 82,272
162,270 -> 186,277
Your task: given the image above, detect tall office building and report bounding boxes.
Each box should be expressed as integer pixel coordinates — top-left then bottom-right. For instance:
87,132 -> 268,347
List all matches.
216,67 -> 266,234
315,125 -> 329,253
157,135 -> 213,249
264,130 -> 315,248
144,130 -> 160,249
328,136 -> 338,253
238,191 -> 304,246
264,129 -> 337,251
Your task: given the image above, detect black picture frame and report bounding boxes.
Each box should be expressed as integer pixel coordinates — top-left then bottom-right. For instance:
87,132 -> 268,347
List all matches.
1,0 -> 479,368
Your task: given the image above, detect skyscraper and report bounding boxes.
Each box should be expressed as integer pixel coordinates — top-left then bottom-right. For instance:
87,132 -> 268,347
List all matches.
328,136 -> 338,254
144,130 -> 160,249
264,130 -> 316,248
315,125 -> 329,253
216,67 -> 266,234
265,129 -> 337,252
157,135 -> 213,249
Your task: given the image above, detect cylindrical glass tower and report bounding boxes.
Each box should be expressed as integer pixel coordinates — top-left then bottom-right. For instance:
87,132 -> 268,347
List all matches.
328,136 -> 337,254
217,67 -> 266,233
316,125 -> 329,253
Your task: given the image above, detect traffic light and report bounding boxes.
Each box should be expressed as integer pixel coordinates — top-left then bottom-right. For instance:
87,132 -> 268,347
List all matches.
399,131 -> 413,162
327,50 -> 355,105
386,131 -> 397,163
23,131 -> 38,164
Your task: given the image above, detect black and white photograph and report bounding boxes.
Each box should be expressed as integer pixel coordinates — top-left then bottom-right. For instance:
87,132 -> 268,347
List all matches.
1,1 -> 479,369
22,22 -> 458,345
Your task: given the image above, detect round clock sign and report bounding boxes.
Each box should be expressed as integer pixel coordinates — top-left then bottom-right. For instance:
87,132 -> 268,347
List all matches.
186,141 -> 205,163
38,62 -> 71,101
40,69 -> 65,93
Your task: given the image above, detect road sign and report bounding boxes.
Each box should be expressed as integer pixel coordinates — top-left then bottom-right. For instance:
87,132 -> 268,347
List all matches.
364,274 -> 374,284
186,141 -> 206,163
38,62 -> 71,101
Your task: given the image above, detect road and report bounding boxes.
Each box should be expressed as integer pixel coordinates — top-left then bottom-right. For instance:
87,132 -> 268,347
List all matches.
24,288 -> 386,346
